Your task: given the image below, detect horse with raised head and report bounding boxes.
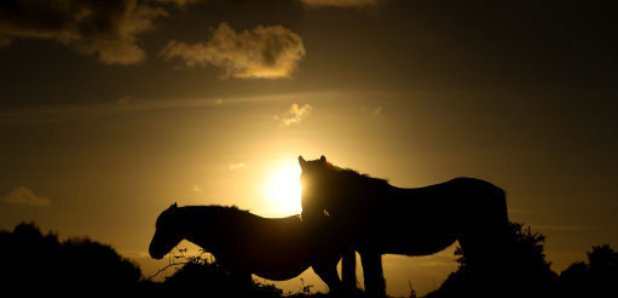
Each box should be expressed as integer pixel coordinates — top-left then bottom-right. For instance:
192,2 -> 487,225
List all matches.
298,156 -> 511,297
149,203 -> 345,292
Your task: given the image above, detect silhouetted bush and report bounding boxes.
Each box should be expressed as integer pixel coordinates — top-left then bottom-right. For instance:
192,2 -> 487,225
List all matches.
426,222 -> 558,298
2,222 -> 615,298
558,244 -> 618,298
0,222 -> 141,296
153,252 -> 284,298
146,248 -> 362,298
0,222 -> 324,298
426,222 -> 618,298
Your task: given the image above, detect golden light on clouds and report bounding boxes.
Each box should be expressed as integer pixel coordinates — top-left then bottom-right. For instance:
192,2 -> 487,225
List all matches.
0,0 -> 171,64
161,23 -> 306,79
276,103 -> 313,126
263,162 -> 302,217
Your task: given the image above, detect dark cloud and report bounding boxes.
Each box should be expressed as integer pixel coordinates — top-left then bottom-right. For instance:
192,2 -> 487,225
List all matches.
0,35 -> 11,47
155,0 -> 201,8
0,0 -> 180,64
0,0 -> 368,66
300,0 -> 382,8
161,22 -> 306,79
1,186 -> 51,207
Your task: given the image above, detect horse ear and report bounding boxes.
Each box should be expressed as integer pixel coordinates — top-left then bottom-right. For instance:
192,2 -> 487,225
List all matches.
171,202 -> 178,209
298,156 -> 307,168
319,155 -> 327,163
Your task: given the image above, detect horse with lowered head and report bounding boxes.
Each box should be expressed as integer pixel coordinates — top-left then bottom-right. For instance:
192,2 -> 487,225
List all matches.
299,156 -> 511,297
149,203 -> 346,291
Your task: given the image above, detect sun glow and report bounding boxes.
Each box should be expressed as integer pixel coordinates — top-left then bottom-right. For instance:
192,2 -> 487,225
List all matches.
264,162 -> 302,216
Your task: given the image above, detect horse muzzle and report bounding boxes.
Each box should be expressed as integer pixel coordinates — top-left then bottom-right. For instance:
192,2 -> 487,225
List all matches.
149,245 -> 165,260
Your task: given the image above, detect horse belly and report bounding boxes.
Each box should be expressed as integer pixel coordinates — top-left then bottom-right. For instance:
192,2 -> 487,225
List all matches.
242,233 -> 314,281
372,231 -> 458,256
253,264 -> 308,281
223,245 -> 310,281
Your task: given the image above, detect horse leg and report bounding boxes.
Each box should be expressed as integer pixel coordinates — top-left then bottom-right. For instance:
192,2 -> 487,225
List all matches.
359,250 -> 386,298
342,247 -> 357,291
224,270 -> 253,297
313,260 -> 343,295
231,271 -> 253,288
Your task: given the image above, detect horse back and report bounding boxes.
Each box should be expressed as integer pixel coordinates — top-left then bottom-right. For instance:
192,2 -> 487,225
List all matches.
380,177 -> 507,231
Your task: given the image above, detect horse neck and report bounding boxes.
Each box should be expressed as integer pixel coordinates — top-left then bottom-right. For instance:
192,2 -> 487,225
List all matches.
178,207 -> 230,251
327,183 -> 396,219
387,185 -> 415,200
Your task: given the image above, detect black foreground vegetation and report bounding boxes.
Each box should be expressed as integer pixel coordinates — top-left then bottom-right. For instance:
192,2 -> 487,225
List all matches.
0,222 -> 616,298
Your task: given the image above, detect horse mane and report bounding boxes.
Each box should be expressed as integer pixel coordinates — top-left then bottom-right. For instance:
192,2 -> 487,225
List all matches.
178,205 -> 252,217
324,162 -> 390,192
159,204 -> 255,226
183,204 -> 246,212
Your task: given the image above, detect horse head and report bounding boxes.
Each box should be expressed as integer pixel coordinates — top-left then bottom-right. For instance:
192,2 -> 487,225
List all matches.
298,155 -> 339,222
299,155 -> 389,225
149,203 -> 185,259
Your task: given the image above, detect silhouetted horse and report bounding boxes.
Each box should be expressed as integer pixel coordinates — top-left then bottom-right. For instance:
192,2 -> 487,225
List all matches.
299,156 -> 511,297
149,203 -> 344,292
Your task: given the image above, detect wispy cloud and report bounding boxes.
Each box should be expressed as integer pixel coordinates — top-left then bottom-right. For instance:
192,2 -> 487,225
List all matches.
1,186 -> 51,207
228,162 -> 246,170
116,95 -> 133,105
192,185 -> 203,193
300,0 -> 382,8
534,225 -> 597,232
361,105 -> 383,115
0,0 -> 198,64
276,103 -> 313,126
0,92 -> 333,125
161,22 -> 306,79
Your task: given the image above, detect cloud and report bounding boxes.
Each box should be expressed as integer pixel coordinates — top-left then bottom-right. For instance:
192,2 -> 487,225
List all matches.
1,186 -> 51,207
0,36 -> 11,47
276,103 -> 313,126
116,95 -> 133,105
228,162 -> 246,170
534,225 -> 597,232
360,105 -> 383,115
155,0 -> 201,8
0,0 -> 182,64
161,22 -> 306,79
300,0 -> 382,8
192,185 -> 203,193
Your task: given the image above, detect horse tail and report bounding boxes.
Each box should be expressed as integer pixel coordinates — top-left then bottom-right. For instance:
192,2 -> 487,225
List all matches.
461,180 -> 512,293
452,177 -> 509,229
477,181 -> 511,246
492,185 -> 509,229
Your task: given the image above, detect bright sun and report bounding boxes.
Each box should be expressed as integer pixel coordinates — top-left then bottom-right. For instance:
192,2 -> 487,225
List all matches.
264,162 -> 302,216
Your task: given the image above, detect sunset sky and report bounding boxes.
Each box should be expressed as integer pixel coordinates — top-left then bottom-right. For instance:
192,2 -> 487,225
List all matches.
1,0 -> 617,296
